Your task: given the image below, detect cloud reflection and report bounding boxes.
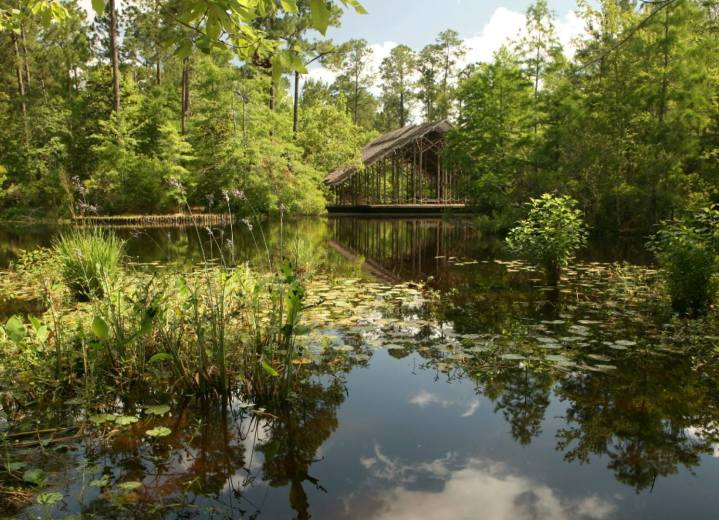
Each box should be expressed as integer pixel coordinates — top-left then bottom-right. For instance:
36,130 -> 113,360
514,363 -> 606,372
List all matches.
353,447 -> 616,520
409,390 -> 480,418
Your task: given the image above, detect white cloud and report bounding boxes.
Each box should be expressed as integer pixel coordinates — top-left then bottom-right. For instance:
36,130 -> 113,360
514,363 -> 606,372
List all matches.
305,6 -> 586,98
352,449 -> 617,520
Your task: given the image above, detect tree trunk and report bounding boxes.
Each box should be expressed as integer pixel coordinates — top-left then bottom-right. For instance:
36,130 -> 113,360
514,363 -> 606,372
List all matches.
154,0 -> 161,84
181,57 -> 190,134
109,0 -> 121,112
11,32 -> 27,119
399,90 -> 405,127
293,70 -> 300,134
20,23 -> 31,89
353,74 -> 359,124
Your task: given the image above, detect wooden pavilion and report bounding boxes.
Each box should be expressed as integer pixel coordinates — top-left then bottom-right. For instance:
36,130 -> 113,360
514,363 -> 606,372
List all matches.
324,120 -> 465,212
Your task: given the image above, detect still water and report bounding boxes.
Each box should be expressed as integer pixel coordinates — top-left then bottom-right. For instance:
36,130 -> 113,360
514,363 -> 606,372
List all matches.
2,217 -> 719,519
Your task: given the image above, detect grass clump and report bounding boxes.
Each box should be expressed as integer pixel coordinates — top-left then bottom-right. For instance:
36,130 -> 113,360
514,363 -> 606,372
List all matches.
53,229 -> 125,300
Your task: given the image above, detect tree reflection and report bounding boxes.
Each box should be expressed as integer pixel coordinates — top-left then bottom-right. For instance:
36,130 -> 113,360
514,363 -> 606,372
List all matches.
555,351 -> 719,491
257,376 -> 346,519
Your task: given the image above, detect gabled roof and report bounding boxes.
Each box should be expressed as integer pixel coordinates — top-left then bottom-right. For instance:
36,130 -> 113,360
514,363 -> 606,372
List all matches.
324,120 -> 452,186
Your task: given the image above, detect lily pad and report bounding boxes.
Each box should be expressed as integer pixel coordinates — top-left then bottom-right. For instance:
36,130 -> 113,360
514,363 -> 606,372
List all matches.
36,492 -> 63,505
115,415 -> 139,426
89,414 -> 116,425
90,475 -> 110,488
117,481 -> 143,492
145,405 -> 171,416
146,426 -> 172,438
500,353 -> 526,361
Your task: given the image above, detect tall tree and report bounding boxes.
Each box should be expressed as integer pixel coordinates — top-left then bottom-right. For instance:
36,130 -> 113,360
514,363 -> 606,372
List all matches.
379,44 -> 416,128
330,39 -> 376,127
108,0 -> 120,112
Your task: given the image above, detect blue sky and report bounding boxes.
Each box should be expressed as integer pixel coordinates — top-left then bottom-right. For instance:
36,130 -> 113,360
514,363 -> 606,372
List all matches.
328,0 -> 583,49
305,1 -> 586,87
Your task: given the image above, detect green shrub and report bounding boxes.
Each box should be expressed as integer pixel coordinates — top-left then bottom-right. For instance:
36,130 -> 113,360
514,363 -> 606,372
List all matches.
53,228 -> 125,300
507,194 -> 587,285
649,207 -> 719,316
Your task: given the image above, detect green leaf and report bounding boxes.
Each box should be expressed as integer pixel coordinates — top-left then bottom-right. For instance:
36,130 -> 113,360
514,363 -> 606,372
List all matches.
91,316 -> 109,341
29,315 -> 42,332
261,359 -> 279,377
23,468 -> 47,487
89,413 -> 116,425
280,0 -> 298,12
114,415 -> 139,426
145,426 -> 172,438
309,0 -> 331,35
148,352 -> 172,364
5,315 -> 26,342
90,474 -> 110,488
145,404 -> 170,416
4,461 -> 25,472
36,491 -> 63,505
117,481 -> 143,491
343,0 -> 367,14
91,0 -> 106,16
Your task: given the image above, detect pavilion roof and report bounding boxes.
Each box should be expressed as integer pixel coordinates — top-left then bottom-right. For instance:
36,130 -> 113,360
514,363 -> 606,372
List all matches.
324,119 -> 451,186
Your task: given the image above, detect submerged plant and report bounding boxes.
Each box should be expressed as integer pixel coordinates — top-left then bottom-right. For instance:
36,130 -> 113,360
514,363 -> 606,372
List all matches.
649,206 -> 719,317
506,194 -> 587,285
53,229 -> 125,300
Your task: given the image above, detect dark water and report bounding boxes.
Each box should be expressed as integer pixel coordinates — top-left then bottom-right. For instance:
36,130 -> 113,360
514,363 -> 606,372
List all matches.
3,217 -> 719,520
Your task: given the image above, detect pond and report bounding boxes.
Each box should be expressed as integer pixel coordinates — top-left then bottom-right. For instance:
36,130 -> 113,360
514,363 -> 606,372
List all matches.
2,217 -> 719,520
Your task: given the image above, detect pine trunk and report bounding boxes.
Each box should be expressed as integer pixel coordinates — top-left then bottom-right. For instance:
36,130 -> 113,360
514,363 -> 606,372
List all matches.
109,0 -> 121,112
293,71 -> 300,134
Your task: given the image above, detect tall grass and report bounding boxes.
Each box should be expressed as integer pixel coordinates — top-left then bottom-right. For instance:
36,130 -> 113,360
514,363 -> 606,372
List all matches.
53,229 -> 125,300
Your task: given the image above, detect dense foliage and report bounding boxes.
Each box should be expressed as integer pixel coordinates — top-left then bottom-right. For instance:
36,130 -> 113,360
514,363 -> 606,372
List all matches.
1,0 -> 719,234
649,206 -> 719,315
449,0 -> 719,233
506,194 -> 587,285
0,0 -> 369,218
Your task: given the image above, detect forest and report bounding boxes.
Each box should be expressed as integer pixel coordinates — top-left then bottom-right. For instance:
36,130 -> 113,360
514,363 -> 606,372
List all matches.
4,1 -> 719,518
0,0 -> 716,233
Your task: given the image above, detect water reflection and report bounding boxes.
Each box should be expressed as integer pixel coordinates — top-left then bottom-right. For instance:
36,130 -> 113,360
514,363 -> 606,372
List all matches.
347,452 -> 617,520
5,217 -> 719,519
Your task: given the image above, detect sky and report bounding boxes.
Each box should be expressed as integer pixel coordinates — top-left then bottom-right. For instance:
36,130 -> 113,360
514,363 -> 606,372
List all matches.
308,0 -> 586,90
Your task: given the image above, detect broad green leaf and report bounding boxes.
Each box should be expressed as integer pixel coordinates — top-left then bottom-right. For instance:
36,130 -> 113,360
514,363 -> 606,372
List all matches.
5,315 -> 26,342
29,315 -> 42,331
280,0 -> 298,12
36,491 -> 63,505
309,0 -> 331,35
89,413 -> 116,425
91,316 -> 109,341
23,468 -> 47,487
4,461 -> 25,471
146,426 -> 172,438
118,481 -> 143,491
91,0 -> 106,16
90,474 -> 110,487
115,415 -> 139,426
148,352 -> 172,364
342,0 -> 367,14
145,404 -> 170,416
